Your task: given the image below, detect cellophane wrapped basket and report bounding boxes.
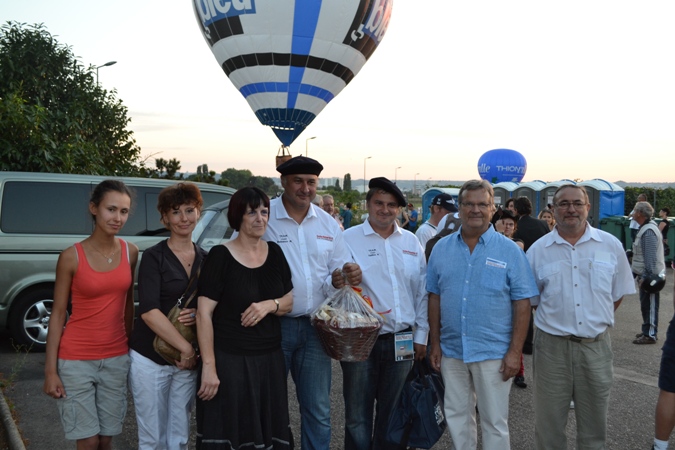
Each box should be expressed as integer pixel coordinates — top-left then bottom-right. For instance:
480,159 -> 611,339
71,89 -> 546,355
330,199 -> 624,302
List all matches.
311,286 -> 383,362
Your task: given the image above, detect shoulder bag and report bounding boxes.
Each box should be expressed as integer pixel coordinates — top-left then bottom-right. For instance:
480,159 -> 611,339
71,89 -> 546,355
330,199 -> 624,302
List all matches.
153,268 -> 200,365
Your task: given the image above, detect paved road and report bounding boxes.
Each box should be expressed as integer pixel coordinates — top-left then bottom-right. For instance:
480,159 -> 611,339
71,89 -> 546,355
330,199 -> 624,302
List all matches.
2,271 -> 675,449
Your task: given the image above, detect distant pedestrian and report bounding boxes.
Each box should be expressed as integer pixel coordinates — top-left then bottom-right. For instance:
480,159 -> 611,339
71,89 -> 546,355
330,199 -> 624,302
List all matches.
406,202 -> 418,232
631,201 -> 666,345
512,196 -> 549,251
343,202 -> 354,229
322,194 -> 344,230
415,193 -> 457,247
629,193 -> 648,240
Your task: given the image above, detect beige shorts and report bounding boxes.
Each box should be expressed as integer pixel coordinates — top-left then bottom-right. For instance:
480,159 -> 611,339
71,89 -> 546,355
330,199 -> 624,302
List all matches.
56,354 -> 130,440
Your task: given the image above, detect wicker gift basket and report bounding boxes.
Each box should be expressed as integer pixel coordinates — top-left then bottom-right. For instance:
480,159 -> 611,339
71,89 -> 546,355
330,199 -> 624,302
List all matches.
311,286 -> 383,362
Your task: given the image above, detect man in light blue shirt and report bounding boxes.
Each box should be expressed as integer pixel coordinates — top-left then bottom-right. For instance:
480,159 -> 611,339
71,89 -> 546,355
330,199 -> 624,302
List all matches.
427,179 -> 538,450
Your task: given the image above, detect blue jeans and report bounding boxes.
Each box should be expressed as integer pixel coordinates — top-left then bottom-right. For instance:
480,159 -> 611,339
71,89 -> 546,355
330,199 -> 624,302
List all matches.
280,316 -> 332,450
341,335 -> 413,450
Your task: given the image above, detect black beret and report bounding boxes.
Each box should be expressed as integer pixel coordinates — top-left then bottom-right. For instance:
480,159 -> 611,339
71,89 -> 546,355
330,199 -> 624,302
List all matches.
369,177 -> 406,207
276,156 -> 323,176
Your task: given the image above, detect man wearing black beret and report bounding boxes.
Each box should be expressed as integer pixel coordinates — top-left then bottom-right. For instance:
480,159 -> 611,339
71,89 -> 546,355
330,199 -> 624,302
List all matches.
266,155 -> 362,450
340,176 -> 429,449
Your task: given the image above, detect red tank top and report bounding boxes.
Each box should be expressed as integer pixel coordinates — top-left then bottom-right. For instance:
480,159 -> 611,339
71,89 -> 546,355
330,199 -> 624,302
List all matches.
58,240 -> 132,360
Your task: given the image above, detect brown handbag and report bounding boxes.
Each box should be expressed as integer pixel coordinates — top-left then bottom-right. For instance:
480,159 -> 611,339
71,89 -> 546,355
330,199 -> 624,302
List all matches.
153,269 -> 200,365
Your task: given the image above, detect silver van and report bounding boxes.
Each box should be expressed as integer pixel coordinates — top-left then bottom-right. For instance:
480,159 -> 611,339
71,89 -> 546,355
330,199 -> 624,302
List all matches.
0,172 -> 235,350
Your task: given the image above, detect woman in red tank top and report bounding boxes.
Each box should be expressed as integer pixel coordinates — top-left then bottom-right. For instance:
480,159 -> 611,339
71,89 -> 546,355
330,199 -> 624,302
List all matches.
43,180 -> 139,450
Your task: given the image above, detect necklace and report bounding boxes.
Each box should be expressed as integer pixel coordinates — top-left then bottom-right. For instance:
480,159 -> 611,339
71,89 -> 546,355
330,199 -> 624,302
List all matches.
169,242 -> 195,267
92,244 -> 116,264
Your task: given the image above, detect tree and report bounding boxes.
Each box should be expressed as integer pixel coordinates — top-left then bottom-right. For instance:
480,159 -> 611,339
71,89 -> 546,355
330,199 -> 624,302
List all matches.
189,164 -> 216,183
221,168 -> 254,188
335,179 -> 341,189
0,22 -> 141,175
343,173 -> 352,192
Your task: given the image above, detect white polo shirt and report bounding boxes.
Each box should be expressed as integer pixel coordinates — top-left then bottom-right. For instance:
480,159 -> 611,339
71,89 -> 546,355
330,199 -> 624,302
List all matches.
343,220 -> 429,345
527,225 -> 635,338
264,197 -> 352,317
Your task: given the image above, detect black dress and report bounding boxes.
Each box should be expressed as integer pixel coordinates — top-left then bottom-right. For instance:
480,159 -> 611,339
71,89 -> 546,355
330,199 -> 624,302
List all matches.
196,242 -> 294,450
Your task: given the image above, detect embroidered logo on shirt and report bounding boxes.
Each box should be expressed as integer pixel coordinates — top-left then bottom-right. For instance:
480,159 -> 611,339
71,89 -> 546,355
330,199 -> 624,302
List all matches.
277,234 -> 292,244
367,248 -> 379,257
403,250 -> 418,257
486,258 -> 507,269
316,235 -> 334,242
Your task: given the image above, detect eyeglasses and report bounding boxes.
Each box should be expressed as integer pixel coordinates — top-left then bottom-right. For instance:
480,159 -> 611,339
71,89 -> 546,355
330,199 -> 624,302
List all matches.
555,201 -> 587,210
461,202 -> 491,210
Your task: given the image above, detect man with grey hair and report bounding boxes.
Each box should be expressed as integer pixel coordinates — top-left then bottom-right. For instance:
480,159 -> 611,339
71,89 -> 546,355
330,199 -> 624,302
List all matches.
322,194 -> 344,230
428,179 -> 537,449
631,201 -> 666,345
629,193 -> 649,240
527,184 -> 635,449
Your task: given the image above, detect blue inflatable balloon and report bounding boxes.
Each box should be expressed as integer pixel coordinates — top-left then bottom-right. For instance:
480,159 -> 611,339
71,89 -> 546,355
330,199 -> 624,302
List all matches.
477,149 -> 527,183
194,0 -> 393,146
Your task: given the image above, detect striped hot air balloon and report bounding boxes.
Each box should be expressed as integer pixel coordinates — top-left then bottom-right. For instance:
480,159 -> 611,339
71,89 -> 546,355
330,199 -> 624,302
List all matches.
193,0 -> 393,147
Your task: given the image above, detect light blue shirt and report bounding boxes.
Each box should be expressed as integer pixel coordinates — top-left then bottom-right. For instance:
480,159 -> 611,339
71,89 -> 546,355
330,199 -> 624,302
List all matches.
427,225 -> 539,363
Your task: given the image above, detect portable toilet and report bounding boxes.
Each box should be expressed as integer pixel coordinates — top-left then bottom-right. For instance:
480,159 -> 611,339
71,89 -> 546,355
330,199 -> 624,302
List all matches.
513,181 -> 546,214
539,180 -> 577,216
421,187 -> 460,222
578,179 -> 625,228
492,182 -> 519,207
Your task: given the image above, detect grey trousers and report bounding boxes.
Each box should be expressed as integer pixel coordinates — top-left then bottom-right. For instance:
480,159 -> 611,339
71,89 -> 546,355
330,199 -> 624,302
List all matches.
533,329 -> 614,450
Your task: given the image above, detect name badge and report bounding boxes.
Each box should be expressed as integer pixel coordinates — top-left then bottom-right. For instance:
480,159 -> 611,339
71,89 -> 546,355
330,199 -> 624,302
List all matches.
394,331 -> 414,361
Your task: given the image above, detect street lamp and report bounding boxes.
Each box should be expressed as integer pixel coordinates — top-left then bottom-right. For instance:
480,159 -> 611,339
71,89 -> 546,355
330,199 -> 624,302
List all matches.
363,156 -> 372,195
413,173 -> 420,197
305,136 -> 316,157
96,61 -> 117,84
394,166 -> 402,184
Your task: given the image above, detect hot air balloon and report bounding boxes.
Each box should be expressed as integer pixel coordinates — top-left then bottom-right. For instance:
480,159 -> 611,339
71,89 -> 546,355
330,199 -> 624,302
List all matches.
193,0 -> 393,162
477,149 -> 527,183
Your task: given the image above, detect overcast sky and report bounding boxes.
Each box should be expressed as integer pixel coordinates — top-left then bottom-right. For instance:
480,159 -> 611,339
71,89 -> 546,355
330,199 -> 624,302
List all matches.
4,1 -> 675,183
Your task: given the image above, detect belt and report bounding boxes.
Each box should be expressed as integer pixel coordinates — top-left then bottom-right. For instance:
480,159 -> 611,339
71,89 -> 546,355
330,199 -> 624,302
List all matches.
561,331 -> 606,344
377,327 -> 412,341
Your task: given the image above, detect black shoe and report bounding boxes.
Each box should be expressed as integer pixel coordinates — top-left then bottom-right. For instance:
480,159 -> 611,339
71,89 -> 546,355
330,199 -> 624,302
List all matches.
513,376 -> 527,388
636,332 -> 645,338
633,335 -> 657,345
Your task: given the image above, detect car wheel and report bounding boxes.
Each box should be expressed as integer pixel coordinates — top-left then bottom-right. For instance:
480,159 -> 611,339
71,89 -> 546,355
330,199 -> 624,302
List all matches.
8,288 -> 68,352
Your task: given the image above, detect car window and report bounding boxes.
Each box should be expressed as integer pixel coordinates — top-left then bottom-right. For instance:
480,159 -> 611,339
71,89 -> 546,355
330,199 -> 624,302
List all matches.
1,181 -> 91,234
194,205 -> 234,252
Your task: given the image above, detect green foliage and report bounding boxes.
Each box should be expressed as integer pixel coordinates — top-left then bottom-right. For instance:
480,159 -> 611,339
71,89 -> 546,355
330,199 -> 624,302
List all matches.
188,164 -> 216,183
624,186 -> 675,216
343,173 -> 352,192
0,22 -> 142,175
141,157 -> 183,179
219,167 -> 280,196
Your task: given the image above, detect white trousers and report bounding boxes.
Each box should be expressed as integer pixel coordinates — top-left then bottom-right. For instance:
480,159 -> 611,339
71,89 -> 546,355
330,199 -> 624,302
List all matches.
441,357 -> 512,450
129,350 -> 197,450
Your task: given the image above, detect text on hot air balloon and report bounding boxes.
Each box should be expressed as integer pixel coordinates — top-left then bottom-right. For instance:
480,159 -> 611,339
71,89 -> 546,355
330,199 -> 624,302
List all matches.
478,164 -> 526,174
195,0 -> 256,25
351,0 -> 393,43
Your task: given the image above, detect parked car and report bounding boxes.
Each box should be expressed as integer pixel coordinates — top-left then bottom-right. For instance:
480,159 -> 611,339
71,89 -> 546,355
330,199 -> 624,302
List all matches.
0,172 -> 235,350
192,199 -> 234,252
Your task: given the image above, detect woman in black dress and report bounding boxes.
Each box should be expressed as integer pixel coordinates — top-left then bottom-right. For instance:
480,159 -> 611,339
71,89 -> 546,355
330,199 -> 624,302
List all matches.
196,186 -> 294,449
